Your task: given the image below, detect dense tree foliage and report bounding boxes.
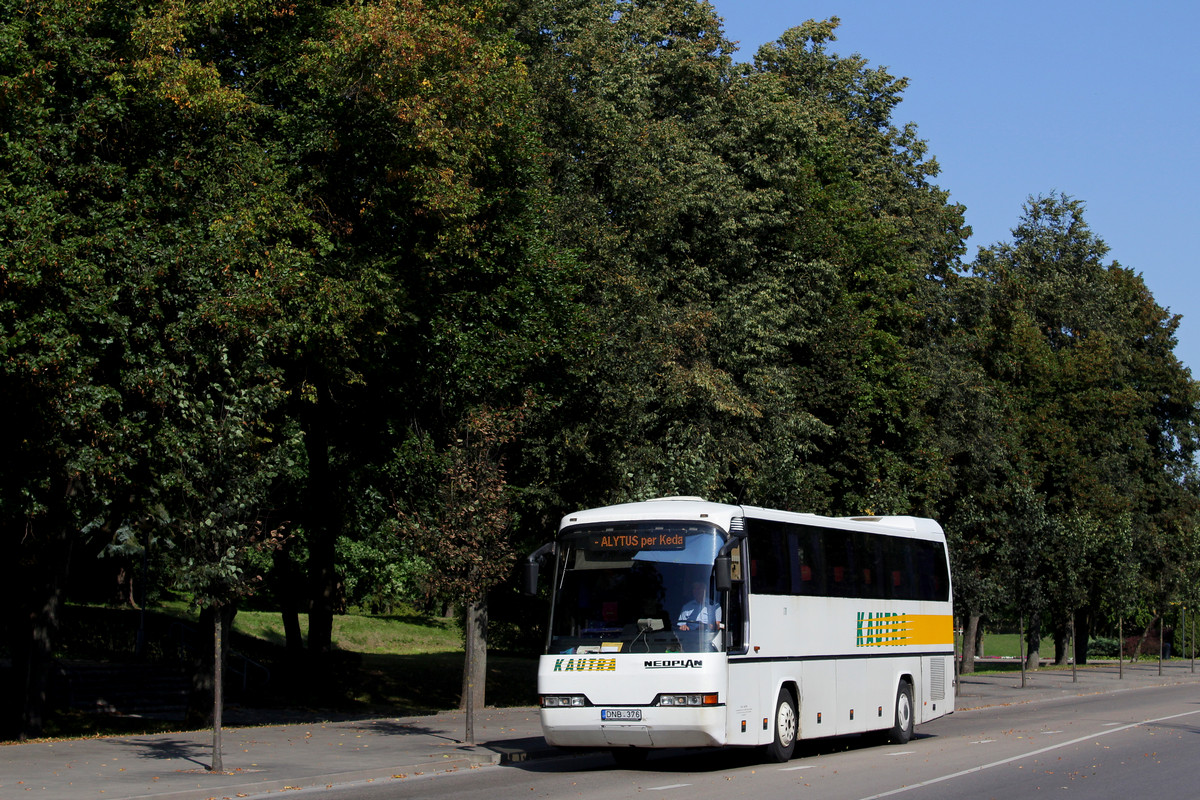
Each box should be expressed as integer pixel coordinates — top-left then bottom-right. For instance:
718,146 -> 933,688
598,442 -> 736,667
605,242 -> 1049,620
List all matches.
942,194 -> 1200,668
2,0 -> 1197,738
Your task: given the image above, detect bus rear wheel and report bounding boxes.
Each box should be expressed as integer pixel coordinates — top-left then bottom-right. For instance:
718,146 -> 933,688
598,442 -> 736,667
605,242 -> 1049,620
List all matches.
887,680 -> 914,744
764,687 -> 797,762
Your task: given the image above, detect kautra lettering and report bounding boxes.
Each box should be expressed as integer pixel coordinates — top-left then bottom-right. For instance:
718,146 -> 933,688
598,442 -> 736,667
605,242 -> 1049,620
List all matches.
553,658 -> 617,672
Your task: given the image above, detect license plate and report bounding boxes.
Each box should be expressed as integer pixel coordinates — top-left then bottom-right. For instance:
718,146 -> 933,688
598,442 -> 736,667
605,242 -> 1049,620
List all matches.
601,709 -> 642,721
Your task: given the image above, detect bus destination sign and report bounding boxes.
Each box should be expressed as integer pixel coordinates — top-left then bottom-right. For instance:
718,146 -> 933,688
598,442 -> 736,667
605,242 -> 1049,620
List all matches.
587,531 -> 687,551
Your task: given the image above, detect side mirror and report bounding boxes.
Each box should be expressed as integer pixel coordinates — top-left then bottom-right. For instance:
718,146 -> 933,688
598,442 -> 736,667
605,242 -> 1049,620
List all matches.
522,541 -> 556,596
714,555 -> 732,593
522,558 -> 540,596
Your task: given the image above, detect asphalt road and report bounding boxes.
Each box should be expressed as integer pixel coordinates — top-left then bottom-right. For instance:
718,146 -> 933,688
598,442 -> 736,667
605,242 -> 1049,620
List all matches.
307,681 -> 1200,800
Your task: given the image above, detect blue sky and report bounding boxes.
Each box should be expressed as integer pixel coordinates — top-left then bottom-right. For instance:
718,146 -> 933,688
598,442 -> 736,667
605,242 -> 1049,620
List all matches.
713,1 -> 1200,374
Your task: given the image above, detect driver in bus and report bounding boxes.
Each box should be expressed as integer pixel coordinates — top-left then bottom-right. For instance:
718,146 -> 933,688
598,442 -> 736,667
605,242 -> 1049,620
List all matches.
676,581 -> 722,646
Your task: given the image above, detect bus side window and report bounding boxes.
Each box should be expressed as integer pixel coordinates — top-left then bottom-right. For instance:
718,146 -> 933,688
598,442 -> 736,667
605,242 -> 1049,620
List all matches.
823,531 -> 852,597
725,545 -> 746,652
915,541 -> 950,601
794,526 -> 823,596
748,524 -> 790,595
856,532 -> 884,599
883,535 -> 916,601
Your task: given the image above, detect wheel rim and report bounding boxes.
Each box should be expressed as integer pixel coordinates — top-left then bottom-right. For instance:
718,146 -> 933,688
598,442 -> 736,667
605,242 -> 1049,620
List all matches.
777,699 -> 797,747
897,690 -> 912,731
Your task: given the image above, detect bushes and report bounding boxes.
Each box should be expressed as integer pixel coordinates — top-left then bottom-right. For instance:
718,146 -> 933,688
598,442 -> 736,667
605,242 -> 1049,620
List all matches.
1086,635 -> 1120,658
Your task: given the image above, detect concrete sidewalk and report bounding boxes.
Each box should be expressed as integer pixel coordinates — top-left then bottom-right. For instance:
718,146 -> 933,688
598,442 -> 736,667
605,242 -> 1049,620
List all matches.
2,661 -> 1198,800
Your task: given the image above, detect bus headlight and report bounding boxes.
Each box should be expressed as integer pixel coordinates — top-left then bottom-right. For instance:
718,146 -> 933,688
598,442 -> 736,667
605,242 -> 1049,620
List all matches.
541,695 -> 589,708
655,693 -> 719,707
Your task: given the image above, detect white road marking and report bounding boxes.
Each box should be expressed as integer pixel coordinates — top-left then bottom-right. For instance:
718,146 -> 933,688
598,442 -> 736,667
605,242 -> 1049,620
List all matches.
647,784 -> 692,791
856,708 -> 1200,800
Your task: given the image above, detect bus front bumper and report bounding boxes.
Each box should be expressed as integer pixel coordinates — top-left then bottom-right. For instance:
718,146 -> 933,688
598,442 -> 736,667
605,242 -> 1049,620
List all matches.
540,705 -> 726,749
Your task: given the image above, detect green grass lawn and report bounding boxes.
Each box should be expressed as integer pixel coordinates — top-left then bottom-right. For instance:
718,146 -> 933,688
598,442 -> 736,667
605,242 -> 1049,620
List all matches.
961,631 -> 1178,674
43,601 -> 540,739
220,603 -> 540,712
230,607 -> 463,654
969,632 -> 1056,659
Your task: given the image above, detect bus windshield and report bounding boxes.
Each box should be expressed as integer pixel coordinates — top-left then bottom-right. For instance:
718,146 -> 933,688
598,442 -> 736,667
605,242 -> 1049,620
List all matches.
550,522 -> 725,655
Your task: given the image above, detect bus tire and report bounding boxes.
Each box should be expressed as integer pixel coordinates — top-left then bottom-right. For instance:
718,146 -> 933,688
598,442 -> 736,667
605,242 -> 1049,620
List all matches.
764,687 -> 797,762
888,680 -> 914,744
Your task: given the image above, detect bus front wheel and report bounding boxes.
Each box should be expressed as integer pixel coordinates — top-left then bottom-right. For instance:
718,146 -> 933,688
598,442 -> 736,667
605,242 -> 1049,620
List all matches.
764,687 -> 797,762
888,680 -> 914,744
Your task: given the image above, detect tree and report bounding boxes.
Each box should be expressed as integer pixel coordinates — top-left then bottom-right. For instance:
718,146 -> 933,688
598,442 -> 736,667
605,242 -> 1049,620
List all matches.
953,193 -> 1200,656
110,1 -> 317,767
0,0 -> 154,738
1,0 -> 583,739
397,406 -> 520,740
510,4 -> 968,522
158,340 -> 295,766
742,19 -> 967,515
272,0 -> 582,668
510,0 -> 756,505
0,0 -> 314,741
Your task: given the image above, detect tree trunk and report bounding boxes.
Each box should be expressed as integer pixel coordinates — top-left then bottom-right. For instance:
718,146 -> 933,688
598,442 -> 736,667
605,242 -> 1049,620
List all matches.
460,595 -> 488,725
186,605 -> 235,729
302,380 -> 339,665
6,582 -> 64,740
281,605 -> 304,655
1024,610 -> 1041,670
960,613 -> 981,674
1132,615 -> 1158,660
275,541 -> 306,658
1053,617 -> 1069,665
211,607 -> 225,773
1074,608 -> 1091,665
3,522 -> 72,741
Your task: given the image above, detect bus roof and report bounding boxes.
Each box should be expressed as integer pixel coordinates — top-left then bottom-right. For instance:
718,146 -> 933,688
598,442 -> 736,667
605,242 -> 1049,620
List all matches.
560,498 -> 943,540
560,497 -> 743,530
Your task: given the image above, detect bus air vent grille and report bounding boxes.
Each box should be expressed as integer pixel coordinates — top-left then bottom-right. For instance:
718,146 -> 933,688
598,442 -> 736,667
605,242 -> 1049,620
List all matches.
930,656 -> 946,701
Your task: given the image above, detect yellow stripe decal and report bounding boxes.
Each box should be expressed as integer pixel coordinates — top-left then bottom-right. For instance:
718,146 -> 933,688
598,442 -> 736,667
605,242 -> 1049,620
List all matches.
856,612 -> 953,647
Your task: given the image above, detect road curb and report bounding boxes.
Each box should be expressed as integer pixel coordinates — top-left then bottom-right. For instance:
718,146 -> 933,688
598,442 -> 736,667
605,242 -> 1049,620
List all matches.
113,755 -> 501,800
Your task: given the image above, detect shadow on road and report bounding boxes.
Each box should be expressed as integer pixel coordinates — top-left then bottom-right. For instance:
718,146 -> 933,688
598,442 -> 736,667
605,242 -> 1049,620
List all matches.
505,731 -> 935,775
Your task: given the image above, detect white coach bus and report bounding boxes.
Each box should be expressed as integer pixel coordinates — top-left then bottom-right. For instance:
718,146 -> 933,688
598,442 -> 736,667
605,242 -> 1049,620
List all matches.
523,497 -> 955,765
